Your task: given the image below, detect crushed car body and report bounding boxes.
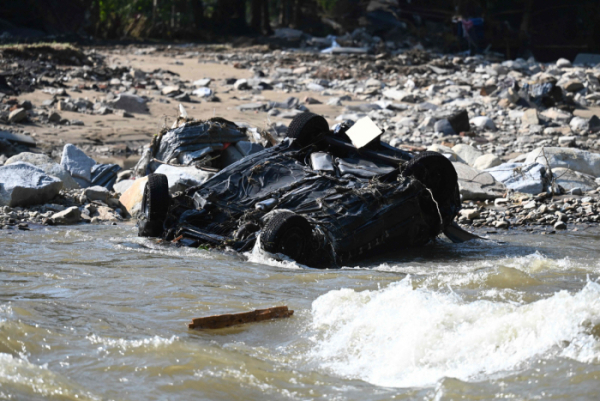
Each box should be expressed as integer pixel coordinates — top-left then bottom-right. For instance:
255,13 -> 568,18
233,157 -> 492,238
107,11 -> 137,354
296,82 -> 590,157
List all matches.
138,112 -> 463,268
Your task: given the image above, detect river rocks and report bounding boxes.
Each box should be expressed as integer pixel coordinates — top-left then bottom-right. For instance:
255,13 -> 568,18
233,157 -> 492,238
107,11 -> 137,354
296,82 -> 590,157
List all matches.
119,177 -> 148,217
84,185 -> 110,202
60,144 -> 97,188
562,79 -> 584,92
452,144 -> 483,166
434,119 -> 455,136
453,162 -> 506,200
525,147 -> 600,177
0,162 -> 63,207
50,206 -> 81,225
569,117 -> 589,132
154,164 -> 213,193
109,94 -> 149,114
4,152 -> 79,190
471,116 -> 497,131
486,163 -> 548,194
552,168 -> 597,191
473,154 -> 502,171
521,109 -> 539,126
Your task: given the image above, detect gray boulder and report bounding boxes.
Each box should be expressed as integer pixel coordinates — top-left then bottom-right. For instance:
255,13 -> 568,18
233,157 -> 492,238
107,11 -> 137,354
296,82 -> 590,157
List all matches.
525,147 -> 600,177
5,152 -> 79,189
452,144 -> 483,166
0,162 -> 63,207
109,94 -> 149,114
60,144 -> 97,188
473,154 -> 502,171
552,168 -> 597,191
84,185 -> 110,202
154,164 -> 214,193
453,162 -> 506,200
486,163 -> 548,194
50,206 -> 81,225
434,119 -> 456,136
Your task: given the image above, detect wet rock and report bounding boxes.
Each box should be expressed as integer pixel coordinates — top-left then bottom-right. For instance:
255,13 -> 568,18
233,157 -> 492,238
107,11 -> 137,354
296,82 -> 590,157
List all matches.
554,221 -> 567,230
109,94 -> 149,114
50,206 -> 81,225
486,162 -> 548,194
154,164 -> 213,193
453,162 -> 506,200
84,185 -> 110,202
5,152 -> 79,190
96,206 -> 119,221
0,162 -> 63,207
60,144 -> 97,188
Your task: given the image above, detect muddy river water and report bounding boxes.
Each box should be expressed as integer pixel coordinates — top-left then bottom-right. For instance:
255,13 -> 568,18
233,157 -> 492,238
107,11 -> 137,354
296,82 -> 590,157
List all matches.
1,224 -> 600,400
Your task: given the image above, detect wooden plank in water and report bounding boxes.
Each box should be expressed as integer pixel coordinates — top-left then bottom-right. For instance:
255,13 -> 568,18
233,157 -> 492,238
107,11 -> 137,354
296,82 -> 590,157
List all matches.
189,306 -> 293,330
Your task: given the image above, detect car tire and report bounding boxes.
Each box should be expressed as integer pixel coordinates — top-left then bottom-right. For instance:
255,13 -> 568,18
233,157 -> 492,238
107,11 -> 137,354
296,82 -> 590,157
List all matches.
139,173 -> 170,237
260,211 -> 313,264
287,112 -> 330,147
402,151 -> 458,204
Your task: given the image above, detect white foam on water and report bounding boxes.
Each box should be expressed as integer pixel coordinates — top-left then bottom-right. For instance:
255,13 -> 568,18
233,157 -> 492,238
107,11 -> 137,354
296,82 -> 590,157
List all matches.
86,334 -> 178,353
307,277 -> 600,388
0,352 -> 99,400
244,236 -> 304,270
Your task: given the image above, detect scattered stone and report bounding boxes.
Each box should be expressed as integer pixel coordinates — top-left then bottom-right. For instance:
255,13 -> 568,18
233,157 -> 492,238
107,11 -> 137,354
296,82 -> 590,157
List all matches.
109,94 -> 149,114
8,108 -> 27,123
84,185 -> 110,202
453,162 -> 506,200
50,206 -> 81,225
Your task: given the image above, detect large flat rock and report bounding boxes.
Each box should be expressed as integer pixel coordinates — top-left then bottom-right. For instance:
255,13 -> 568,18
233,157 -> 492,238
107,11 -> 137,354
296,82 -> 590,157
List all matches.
0,162 -> 63,207
5,152 -> 79,189
525,147 -> 600,177
486,163 -> 548,194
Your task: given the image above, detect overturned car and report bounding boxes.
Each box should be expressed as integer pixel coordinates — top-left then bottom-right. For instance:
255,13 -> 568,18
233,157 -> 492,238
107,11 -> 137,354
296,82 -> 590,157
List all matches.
138,113 -> 464,267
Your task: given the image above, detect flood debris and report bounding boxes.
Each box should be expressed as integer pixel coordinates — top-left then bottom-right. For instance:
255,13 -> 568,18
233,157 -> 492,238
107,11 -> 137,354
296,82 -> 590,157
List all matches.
188,306 -> 294,330
137,112 -> 467,267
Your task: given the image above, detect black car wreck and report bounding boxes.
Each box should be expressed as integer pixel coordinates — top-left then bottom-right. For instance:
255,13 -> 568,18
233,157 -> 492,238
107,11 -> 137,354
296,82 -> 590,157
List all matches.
137,112 -> 472,268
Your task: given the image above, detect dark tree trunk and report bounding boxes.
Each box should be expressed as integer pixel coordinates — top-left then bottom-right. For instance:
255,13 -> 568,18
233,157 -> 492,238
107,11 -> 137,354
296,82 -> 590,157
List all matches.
251,0 -> 262,31
262,0 -> 272,35
192,0 -> 204,30
279,0 -> 290,27
291,0 -> 302,28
